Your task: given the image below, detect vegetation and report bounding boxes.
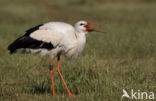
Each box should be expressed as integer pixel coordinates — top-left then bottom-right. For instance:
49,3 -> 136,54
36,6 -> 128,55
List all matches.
0,0 -> 156,101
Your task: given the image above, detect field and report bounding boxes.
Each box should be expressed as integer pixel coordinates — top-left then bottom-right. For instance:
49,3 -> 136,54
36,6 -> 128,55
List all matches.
0,0 -> 156,101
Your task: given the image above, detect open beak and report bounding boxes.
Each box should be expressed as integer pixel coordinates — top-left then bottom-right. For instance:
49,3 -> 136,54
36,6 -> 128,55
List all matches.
85,22 -> 104,33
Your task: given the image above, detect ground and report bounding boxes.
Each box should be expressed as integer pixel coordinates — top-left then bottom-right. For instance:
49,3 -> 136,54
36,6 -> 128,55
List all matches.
0,0 -> 156,101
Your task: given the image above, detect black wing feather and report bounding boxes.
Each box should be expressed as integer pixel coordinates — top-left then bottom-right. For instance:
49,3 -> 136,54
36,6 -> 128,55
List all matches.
8,36 -> 54,54
8,24 -> 54,54
25,24 -> 43,36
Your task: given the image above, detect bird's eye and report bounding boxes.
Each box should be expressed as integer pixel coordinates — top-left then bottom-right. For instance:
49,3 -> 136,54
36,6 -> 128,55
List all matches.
80,23 -> 84,26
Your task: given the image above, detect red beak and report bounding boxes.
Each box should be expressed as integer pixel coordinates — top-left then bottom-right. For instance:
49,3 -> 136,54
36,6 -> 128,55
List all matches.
85,22 -> 104,33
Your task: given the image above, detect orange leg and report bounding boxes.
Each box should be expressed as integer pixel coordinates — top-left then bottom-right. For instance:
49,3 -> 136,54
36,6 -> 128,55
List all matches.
56,56 -> 77,98
49,60 -> 55,96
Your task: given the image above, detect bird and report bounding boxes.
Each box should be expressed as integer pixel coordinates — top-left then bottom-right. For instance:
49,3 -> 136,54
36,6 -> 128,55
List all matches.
8,20 -> 103,97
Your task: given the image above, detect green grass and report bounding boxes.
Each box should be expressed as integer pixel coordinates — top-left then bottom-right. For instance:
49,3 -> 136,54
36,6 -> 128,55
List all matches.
0,0 -> 156,101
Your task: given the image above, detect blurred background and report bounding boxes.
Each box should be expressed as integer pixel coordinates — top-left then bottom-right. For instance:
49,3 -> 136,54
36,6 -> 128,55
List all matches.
0,0 -> 156,101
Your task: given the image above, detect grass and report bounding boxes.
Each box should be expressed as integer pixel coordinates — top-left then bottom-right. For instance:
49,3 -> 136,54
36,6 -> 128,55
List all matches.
0,0 -> 156,101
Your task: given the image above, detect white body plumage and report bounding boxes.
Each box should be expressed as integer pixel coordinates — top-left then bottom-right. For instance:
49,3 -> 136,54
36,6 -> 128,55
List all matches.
22,21 -> 87,60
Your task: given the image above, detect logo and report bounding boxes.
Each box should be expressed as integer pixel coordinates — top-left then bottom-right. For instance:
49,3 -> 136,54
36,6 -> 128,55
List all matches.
122,89 -> 154,100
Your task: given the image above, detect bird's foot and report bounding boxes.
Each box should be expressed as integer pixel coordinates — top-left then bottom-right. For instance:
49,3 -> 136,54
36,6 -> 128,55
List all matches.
69,93 -> 77,98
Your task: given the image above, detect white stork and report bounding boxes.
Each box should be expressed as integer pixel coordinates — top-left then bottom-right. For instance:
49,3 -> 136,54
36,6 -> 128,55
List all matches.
8,20 -> 103,97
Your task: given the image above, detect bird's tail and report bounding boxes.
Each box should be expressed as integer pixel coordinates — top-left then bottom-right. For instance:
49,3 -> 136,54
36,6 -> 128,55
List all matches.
8,36 -> 24,54
8,36 -> 54,54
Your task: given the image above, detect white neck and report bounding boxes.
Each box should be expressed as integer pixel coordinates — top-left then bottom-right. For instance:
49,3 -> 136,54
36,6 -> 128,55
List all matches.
75,30 -> 86,43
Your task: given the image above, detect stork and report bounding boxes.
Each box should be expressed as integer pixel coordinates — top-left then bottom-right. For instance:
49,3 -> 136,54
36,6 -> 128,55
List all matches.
8,20 -> 103,97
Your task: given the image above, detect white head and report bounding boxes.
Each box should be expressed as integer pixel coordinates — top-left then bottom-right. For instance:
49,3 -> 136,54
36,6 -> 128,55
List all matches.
75,21 -> 87,33
75,20 -> 104,35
